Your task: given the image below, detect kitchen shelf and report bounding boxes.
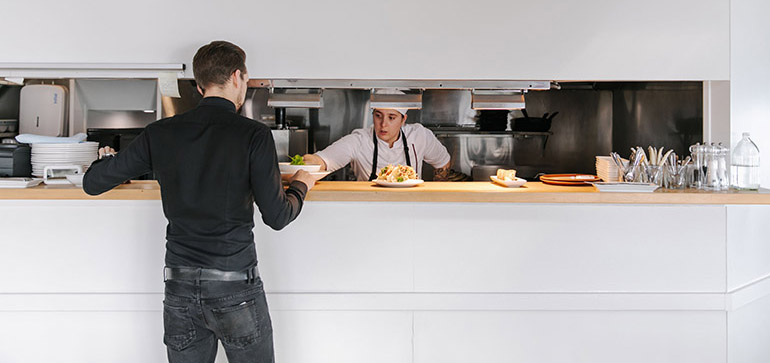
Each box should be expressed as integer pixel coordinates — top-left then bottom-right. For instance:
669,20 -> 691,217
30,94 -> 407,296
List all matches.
0,63 -> 185,79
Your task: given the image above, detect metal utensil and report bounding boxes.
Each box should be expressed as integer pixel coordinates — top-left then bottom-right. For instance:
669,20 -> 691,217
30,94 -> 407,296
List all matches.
610,152 -> 625,170
624,147 -> 645,182
681,156 -> 691,167
666,152 -> 678,173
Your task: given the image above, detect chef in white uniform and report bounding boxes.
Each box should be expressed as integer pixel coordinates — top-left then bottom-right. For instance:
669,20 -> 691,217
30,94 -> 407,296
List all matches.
303,95 -> 452,181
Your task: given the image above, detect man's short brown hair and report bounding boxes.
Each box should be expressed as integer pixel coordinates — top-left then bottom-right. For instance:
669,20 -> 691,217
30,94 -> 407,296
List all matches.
193,41 -> 247,91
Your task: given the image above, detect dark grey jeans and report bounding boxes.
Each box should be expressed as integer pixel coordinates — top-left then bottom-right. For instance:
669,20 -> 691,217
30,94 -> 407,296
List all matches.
163,276 -> 274,363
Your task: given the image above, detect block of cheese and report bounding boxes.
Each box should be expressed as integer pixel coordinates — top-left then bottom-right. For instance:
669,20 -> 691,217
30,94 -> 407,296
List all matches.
496,169 -> 517,181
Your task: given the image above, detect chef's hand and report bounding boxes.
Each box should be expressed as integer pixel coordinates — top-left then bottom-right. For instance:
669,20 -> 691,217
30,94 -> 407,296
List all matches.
290,169 -> 316,190
302,154 -> 327,171
98,146 -> 117,159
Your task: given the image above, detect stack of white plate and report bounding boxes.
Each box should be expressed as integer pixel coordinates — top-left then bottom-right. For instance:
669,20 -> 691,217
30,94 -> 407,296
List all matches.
590,182 -> 659,193
31,142 -> 99,177
595,156 -> 624,182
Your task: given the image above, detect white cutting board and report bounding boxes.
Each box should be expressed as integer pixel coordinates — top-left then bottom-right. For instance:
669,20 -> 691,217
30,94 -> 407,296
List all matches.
19,84 -> 68,137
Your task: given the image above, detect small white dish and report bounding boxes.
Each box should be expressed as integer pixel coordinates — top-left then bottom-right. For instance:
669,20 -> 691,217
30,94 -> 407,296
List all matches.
0,178 -> 42,188
372,179 -> 424,188
42,178 -> 72,185
66,174 -> 84,186
278,162 -> 322,173
490,175 -> 527,188
43,165 -> 83,185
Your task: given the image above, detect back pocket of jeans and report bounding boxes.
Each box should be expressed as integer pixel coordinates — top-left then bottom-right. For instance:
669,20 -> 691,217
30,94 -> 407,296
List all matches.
212,299 -> 260,349
163,302 -> 196,351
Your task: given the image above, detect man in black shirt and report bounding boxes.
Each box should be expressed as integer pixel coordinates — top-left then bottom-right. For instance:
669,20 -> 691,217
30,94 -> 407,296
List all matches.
83,40 -> 315,363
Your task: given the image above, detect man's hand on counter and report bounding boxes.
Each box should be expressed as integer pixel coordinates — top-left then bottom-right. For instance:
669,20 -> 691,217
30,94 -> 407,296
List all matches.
289,170 -> 316,190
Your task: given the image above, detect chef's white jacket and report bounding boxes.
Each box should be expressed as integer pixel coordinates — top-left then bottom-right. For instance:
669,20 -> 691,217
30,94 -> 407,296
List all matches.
315,124 -> 451,181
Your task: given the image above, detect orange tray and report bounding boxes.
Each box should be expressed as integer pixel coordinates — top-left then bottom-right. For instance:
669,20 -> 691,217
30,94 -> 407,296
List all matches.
539,174 -> 601,186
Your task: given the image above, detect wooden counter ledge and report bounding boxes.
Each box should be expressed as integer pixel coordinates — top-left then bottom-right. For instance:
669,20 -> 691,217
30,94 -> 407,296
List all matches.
1,180 -> 769,204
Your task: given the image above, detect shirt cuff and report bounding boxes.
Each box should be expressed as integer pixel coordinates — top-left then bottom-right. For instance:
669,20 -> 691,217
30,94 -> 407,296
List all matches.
433,153 -> 451,169
288,180 -> 309,196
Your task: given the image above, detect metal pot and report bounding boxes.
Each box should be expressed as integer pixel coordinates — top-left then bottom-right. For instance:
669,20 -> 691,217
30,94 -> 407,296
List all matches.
512,110 -> 558,132
477,110 -> 509,132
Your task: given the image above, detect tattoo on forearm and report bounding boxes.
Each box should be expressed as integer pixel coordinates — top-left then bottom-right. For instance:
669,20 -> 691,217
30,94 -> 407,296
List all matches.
434,167 -> 450,181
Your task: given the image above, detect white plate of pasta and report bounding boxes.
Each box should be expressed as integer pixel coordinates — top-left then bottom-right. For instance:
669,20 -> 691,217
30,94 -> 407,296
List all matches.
373,164 -> 423,187
373,179 -> 424,188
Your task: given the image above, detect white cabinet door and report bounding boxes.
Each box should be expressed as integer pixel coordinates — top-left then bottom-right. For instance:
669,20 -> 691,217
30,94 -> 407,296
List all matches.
414,311 -> 726,363
411,204 -> 727,293
271,311 -> 413,363
0,200 -> 167,293
255,202 -> 414,293
1,0 -> 729,80
0,311 -> 166,363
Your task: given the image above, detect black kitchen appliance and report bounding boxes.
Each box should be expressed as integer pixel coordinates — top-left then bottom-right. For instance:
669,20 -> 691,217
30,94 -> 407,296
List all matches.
87,128 -> 153,179
0,143 -> 32,177
87,128 -> 145,151
512,110 -> 559,132
477,110 -> 509,131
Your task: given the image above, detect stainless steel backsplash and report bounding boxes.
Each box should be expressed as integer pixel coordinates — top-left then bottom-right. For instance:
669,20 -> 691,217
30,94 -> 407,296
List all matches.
608,82 -> 703,159
515,85 -> 614,176
160,81 -> 703,179
306,83 -> 702,178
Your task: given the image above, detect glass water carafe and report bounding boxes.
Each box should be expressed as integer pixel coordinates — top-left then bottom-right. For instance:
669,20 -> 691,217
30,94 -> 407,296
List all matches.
731,132 -> 760,190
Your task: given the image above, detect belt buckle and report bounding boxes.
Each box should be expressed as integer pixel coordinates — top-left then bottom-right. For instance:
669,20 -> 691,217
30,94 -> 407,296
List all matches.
163,267 -> 169,282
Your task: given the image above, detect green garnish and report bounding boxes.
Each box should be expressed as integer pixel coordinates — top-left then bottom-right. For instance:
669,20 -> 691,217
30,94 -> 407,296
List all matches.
397,177 -> 404,182
290,154 -> 305,165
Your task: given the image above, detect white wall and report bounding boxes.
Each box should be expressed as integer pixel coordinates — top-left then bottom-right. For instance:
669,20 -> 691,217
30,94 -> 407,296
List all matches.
730,0 -> 770,188
1,0 -> 729,81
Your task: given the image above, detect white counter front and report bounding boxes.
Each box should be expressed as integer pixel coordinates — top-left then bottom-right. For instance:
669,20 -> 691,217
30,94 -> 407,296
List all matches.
1,197 -> 769,363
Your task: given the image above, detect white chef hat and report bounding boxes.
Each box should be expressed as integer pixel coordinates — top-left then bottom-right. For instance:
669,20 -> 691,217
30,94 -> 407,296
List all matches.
373,88 -> 409,116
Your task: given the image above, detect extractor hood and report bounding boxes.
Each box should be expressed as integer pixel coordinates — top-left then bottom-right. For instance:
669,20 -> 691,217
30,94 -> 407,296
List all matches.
369,92 -> 422,110
267,91 -> 323,108
471,91 -> 526,110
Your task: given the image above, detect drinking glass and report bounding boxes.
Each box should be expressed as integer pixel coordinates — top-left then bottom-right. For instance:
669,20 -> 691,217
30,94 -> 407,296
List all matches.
642,165 -> 663,186
664,165 -> 686,189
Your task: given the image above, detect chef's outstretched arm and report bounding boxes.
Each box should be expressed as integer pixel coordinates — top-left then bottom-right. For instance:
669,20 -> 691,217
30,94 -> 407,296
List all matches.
303,133 -> 358,173
302,154 -> 327,171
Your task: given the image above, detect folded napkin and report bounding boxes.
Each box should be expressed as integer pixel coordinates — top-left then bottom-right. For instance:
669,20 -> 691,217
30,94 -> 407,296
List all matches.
15,133 -> 88,144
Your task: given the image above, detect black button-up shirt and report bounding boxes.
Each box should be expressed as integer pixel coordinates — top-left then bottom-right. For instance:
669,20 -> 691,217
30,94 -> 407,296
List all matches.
83,97 -> 308,271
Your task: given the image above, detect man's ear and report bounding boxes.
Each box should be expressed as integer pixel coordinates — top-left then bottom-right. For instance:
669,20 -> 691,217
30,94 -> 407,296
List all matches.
401,114 -> 408,125
196,84 -> 204,96
233,70 -> 242,87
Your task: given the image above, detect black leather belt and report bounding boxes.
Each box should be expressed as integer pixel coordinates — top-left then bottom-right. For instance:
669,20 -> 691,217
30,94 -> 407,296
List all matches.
164,266 -> 259,282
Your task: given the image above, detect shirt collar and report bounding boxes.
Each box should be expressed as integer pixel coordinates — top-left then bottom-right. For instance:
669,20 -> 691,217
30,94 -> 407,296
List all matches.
371,126 -> 405,149
198,97 -> 237,113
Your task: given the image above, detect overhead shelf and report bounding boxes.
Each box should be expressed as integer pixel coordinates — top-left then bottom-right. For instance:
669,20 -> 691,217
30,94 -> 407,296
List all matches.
0,63 -> 185,79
